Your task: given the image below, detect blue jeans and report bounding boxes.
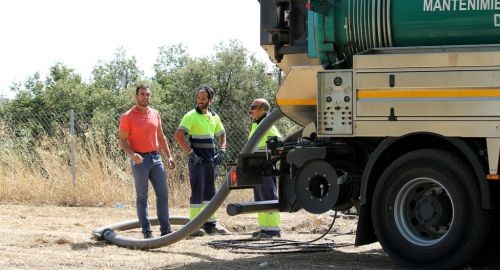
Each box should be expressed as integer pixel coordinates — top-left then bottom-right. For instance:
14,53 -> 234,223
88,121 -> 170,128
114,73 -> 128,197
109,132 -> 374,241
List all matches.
131,153 -> 171,234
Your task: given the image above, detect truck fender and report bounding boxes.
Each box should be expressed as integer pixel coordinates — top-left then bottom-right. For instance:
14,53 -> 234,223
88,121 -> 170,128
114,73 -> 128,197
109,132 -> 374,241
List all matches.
360,134 -> 490,208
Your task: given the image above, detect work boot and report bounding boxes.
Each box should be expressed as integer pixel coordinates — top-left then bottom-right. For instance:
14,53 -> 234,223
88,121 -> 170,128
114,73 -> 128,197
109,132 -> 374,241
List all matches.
203,223 -> 230,235
160,229 -> 172,236
143,231 -> 153,239
251,230 -> 265,238
190,228 -> 206,237
252,230 -> 281,239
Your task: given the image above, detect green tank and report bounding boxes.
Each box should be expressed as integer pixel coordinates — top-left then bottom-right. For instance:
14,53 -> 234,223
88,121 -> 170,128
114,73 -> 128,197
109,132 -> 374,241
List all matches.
307,0 -> 500,68
260,0 -> 500,126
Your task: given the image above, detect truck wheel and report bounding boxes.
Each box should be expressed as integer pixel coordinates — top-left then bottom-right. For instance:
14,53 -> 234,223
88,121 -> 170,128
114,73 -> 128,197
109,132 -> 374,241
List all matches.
372,149 -> 490,269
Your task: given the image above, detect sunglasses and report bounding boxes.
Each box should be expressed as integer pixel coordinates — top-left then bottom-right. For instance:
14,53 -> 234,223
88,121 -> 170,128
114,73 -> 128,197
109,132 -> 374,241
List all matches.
249,105 -> 261,110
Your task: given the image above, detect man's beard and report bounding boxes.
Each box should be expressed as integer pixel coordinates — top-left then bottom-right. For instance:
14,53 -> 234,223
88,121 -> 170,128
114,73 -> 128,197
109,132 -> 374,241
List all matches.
197,101 -> 209,110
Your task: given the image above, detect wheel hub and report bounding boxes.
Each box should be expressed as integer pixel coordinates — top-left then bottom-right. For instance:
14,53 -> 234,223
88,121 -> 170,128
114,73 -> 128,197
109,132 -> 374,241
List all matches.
309,175 -> 330,198
414,191 -> 452,227
394,178 -> 454,246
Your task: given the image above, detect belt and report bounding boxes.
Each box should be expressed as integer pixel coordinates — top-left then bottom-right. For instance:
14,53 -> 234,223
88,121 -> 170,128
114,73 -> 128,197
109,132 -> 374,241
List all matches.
135,151 -> 159,155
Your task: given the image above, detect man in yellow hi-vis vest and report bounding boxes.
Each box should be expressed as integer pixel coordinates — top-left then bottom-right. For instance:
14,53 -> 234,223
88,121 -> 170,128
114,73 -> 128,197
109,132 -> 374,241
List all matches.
175,85 -> 229,235
248,98 -> 282,239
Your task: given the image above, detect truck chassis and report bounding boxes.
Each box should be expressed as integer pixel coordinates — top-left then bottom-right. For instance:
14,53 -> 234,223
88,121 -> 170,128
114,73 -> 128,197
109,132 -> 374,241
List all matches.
233,45 -> 500,269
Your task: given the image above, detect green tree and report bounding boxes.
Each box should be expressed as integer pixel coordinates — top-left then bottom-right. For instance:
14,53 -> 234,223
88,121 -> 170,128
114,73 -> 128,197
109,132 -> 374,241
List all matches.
211,40 -> 276,107
2,73 -> 46,115
43,63 -> 86,113
152,40 -> 277,113
91,47 -> 144,93
154,44 -> 189,76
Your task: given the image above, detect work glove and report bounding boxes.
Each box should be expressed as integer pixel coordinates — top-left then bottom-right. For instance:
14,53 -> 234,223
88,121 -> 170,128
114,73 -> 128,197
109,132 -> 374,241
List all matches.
214,148 -> 226,165
188,150 -> 202,166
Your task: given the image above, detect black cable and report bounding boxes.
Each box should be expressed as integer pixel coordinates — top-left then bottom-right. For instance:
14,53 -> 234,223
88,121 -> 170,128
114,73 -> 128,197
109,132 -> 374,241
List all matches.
208,211 -> 354,254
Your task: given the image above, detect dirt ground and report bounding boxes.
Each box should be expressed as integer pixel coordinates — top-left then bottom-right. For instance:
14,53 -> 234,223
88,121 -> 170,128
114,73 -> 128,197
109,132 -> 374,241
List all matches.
1,204 -> 499,270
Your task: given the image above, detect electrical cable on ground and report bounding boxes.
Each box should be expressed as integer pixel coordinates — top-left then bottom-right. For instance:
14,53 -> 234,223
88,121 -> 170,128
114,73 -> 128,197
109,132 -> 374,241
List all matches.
207,211 -> 355,254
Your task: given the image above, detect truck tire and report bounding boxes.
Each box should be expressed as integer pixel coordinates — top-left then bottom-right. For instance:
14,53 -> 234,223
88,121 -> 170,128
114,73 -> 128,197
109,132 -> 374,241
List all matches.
371,149 -> 491,269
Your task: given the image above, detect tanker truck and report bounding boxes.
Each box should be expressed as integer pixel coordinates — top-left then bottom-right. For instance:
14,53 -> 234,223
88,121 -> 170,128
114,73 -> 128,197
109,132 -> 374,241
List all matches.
229,0 -> 500,269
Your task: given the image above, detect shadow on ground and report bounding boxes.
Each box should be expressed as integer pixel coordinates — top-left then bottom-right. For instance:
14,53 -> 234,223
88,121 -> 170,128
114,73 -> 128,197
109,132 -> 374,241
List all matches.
144,245 -> 500,270
151,247 -> 397,270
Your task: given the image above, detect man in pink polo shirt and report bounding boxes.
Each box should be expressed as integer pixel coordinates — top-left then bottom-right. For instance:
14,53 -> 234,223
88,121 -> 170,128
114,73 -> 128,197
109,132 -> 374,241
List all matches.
119,84 -> 176,239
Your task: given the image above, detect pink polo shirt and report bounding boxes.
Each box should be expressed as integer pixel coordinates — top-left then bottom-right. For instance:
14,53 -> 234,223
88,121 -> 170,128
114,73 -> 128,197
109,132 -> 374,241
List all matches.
119,106 -> 160,153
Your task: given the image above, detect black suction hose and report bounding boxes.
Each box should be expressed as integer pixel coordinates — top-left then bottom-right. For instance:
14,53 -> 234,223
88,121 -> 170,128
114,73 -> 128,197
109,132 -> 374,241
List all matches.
92,109 -> 284,249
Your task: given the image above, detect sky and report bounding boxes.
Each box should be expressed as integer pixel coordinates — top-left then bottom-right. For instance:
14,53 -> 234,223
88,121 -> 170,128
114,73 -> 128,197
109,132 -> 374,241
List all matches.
0,0 -> 271,99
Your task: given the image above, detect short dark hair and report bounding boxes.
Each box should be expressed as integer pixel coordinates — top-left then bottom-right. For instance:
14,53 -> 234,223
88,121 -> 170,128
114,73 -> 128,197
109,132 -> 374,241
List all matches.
197,85 -> 214,99
135,84 -> 150,95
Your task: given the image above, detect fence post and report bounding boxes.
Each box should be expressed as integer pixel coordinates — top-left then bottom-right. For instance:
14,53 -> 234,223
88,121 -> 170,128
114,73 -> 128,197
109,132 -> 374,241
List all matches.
70,110 -> 77,188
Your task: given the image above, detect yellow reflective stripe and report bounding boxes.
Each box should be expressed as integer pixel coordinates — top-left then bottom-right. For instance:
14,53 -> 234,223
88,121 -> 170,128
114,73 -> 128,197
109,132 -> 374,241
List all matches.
357,89 -> 500,99
201,203 -> 216,222
276,99 -> 317,105
265,211 -> 281,227
257,212 -> 266,227
189,206 -> 201,220
258,211 -> 280,228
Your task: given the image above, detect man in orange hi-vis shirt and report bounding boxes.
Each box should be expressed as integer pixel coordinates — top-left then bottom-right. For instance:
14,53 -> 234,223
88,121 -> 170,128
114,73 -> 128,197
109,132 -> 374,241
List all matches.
119,84 -> 176,239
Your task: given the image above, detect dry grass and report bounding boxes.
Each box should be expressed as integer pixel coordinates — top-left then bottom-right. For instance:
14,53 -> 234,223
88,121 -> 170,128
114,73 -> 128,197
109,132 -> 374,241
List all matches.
0,131 -> 253,208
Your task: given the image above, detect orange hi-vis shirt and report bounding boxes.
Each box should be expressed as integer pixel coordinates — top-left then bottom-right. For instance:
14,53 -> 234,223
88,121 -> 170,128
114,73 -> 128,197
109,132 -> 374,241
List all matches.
119,106 -> 161,153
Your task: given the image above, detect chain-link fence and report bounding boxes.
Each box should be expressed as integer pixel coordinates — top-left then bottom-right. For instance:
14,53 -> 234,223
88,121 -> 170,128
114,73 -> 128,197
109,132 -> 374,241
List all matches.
0,104 -> 299,206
